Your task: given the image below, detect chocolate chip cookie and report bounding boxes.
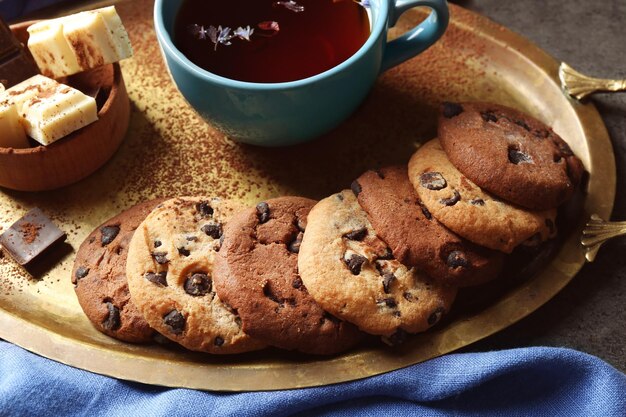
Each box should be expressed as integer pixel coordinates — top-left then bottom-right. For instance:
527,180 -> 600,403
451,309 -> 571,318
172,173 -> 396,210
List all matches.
213,197 -> 363,355
438,102 -> 584,210
72,199 -> 163,343
126,197 -> 266,354
408,139 -> 557,253
298,190 -> 457,342
352,166 -> 503,287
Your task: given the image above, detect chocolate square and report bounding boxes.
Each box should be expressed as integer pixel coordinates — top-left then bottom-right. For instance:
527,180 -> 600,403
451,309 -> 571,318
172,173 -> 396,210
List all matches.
0,16 -> 20,58
0,51 -> 40,88
0,208 -> 66,265
0,16 -> 40,88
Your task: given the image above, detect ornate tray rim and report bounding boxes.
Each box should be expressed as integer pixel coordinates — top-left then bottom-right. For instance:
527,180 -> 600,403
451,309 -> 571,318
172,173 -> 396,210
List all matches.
0,3 -> 615,391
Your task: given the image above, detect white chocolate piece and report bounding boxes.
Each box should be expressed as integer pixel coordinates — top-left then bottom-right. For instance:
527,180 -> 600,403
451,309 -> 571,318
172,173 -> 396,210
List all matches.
4,75 -> 57,111
27,19 -> 81,79
0,97 -> 29,148
98,6 -> 133,59
27,6 -> 133,79
5,74 -> 98,145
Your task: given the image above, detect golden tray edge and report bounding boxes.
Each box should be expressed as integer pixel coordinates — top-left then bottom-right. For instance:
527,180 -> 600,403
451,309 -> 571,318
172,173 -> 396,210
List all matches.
0,1 -> 615,391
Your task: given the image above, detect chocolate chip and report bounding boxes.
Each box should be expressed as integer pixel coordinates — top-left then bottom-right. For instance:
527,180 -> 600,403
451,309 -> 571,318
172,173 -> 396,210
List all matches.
145,271 -> 167,286
350,180 -> 362,196
508,147 -> 533,164
385,328 -> 407,346
403,292 -> 415,302
377,298 -> 397,308
75,266 -> 89,280
419,202 -> 432,220
420,172 -> 447,190
100,225 -> 120,246
292,276 -> 303,289
256,202 -> 270,224
382,274 -> 395,293
447,251 -> 469,269
480,111 -> 498,123
375,169 -> 385,179
336,193 -> 344,201
440,190 -> 461,206
553,154 -> 562,163
177,247 -> 191,257
469,199 -> 485,206
344,254 -> 367,275
515,119 -> 531,131
102,302 -> 120,331
427,306 -> 446,326
163,310 -> 185,334
288,232 -> 303,253
375,260 -> 388,275
385,298 -> 397,308
186,235 -> 198,242
196,201 -> 214,218
214,336 -> 224,346
184,273 -> 212,296
154,240 -> 162,248
263,281 -> 281,304
343,227 -> 367,241
442,102 -> 463,118
201,222 -> 222,239
152,252 -> 168,264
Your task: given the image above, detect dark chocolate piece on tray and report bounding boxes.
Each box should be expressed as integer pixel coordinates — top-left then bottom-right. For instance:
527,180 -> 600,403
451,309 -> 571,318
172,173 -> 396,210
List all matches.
0,208 -> 67,265
0,16 -> 40,88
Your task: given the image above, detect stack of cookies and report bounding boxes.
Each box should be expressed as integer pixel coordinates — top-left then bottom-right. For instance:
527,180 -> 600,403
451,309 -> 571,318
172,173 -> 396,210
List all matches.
71,102 -> 584,355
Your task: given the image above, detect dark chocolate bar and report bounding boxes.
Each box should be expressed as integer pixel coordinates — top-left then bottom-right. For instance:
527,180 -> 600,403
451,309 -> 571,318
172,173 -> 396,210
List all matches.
0,16 -> 19,57
0,16 -> 39,88
0,208 -> 66,265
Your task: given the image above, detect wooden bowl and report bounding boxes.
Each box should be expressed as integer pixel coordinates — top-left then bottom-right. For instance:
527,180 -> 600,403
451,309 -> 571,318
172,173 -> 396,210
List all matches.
0,21 -> 130,192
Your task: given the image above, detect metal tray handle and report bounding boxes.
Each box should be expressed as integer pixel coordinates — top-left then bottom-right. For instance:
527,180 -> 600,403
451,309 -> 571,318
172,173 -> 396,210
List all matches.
560,63 -> 626,100
581,214 -> 626,262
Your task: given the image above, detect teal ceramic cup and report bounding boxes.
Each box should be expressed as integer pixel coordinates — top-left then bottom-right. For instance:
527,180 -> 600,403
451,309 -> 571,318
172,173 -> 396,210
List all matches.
154,0 -> 449,146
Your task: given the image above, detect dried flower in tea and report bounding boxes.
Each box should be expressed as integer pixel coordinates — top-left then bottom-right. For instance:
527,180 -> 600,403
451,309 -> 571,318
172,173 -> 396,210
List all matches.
273,1 -> 305,12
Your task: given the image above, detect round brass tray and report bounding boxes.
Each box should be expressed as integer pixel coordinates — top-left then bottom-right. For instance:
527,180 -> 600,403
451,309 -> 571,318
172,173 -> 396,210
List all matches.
0,1 -> 614,391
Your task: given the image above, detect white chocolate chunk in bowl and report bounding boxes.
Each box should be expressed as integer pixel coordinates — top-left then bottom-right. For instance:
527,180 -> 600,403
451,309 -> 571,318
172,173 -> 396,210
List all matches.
27,6 -> 133,78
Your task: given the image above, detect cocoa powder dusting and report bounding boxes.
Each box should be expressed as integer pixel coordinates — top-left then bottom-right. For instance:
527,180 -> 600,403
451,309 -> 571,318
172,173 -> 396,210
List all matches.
20,222 -> 41,244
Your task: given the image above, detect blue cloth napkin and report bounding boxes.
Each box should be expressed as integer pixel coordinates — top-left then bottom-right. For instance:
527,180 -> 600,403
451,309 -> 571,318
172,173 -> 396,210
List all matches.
1,341 -> 624,417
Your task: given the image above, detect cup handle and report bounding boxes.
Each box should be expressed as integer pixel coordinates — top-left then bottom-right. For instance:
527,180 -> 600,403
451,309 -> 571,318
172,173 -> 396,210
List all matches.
381,0 -> 449,72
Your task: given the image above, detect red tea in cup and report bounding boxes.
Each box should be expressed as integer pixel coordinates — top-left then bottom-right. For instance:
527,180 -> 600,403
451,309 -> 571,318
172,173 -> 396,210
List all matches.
174,0 -> 370,83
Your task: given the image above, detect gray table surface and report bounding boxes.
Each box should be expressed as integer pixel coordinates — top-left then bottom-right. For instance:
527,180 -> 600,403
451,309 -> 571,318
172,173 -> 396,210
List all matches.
22,0 -> 626,372
452,0 -> 626,372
